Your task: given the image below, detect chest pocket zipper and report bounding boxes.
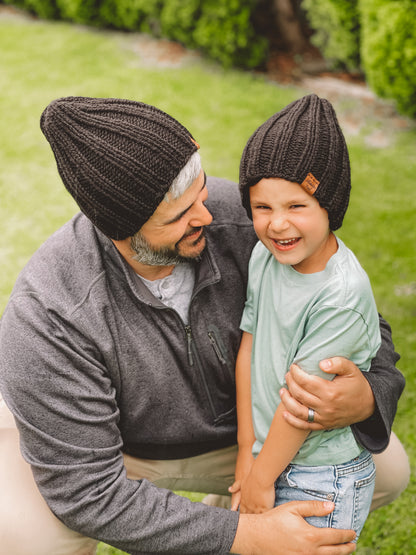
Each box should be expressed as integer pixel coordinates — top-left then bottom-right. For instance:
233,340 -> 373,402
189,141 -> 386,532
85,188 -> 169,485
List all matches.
208,330 -> 227,364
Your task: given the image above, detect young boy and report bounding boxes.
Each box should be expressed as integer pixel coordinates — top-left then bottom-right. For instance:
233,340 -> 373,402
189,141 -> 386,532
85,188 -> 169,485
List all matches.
230,94 -> 380,538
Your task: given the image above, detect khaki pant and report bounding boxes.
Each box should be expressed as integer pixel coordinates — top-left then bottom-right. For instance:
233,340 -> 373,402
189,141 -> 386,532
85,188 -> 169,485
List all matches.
0,399 -> 410,555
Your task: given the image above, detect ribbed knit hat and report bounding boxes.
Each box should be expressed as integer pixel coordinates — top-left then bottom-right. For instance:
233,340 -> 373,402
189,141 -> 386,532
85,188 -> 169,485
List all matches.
40,96 -> 199,239
239,94 -> 350,230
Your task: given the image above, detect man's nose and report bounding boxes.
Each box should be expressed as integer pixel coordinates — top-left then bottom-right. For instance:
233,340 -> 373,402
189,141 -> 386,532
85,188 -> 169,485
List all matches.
189,203 -> 213,227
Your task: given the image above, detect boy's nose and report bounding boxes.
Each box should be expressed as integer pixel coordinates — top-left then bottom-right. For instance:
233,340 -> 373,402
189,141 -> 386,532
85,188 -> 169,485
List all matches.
269,213 -> 290,233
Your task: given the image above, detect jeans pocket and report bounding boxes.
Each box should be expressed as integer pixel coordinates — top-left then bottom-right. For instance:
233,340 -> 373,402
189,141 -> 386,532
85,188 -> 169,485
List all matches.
283,466 -> 336,502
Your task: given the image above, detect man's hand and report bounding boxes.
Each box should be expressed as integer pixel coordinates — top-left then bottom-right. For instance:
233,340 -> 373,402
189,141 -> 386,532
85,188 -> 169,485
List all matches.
280,357 -> 375,430
230,500 -> 356,554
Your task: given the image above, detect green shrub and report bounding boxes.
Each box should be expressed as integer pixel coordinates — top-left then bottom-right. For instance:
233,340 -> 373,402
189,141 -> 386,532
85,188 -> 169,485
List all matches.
3,0 -> 266,69
99,0 -> 160,32
1,0 -> 27,10
55,0 -> 102,25
146,0 -> 268,69
159,0 -> 200,47
2,0 -> 58,18
302,0 -> 361,71
360,0 -> 416,117
192,0 -> 267,68
65,0 -> 266,68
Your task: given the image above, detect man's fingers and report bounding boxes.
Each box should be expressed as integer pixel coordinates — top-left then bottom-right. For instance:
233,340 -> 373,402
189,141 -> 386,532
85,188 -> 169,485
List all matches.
279,388 -> 323,430
293,500 -> 357,547
293,499 -> 335,518
281,408 -> 324,431
286,364 -> 323,404
319,542 -> 357,554
279,387 -> 305,415
280,385 -> 317,415
319,356 -> 358,377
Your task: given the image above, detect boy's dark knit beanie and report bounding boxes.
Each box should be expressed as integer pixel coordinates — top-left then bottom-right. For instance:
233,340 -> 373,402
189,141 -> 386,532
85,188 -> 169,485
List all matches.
239,94 -> 351,230
40,96 -> 199,239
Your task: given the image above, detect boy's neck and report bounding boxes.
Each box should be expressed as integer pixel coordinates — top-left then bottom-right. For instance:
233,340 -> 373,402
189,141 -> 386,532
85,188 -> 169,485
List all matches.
292,232 -> 338,274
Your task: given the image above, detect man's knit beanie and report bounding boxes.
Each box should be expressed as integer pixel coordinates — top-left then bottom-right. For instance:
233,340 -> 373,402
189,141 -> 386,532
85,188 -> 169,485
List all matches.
40,96 -> 199,239
239,94 -> 350,230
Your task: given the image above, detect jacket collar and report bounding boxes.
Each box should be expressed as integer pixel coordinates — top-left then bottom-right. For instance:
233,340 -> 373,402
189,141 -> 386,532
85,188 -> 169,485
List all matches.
97,227 -> 221,306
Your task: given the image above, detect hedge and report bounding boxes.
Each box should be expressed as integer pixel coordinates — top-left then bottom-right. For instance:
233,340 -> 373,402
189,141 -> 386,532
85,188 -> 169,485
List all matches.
302,0 -> 416,117
3,0 -> 416,116
360,0 -> 416,117
1,0 -> 267,69
302,0 -> 361,71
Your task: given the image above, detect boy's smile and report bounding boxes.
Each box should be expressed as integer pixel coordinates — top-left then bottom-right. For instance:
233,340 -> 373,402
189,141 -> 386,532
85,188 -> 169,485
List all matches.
271,237 -> 301,251
249,177 -> 338,274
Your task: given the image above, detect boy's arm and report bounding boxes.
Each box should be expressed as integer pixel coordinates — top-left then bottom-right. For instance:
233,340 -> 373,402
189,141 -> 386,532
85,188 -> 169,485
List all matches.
280,316 -> 404,453
240,404 -> 309,513
235,332 -> 256,450
230,332 -> 256,509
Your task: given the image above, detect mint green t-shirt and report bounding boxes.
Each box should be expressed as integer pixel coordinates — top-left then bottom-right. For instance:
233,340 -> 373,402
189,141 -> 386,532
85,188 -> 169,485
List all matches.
240,237 -> 381,466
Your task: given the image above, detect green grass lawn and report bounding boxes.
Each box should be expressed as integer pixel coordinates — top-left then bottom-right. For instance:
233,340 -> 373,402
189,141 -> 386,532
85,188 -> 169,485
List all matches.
0,9 -> 415,554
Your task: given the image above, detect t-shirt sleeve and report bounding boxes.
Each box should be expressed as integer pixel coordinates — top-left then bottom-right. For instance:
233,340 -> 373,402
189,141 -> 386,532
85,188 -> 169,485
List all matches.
293,305 -> 382,380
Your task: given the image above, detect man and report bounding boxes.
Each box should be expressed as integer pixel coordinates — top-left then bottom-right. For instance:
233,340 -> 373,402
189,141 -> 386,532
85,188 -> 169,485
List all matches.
0,96 -> 408,555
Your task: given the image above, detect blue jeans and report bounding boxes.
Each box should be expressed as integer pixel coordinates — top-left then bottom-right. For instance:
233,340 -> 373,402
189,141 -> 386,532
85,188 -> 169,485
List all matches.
275,450 -> 376,538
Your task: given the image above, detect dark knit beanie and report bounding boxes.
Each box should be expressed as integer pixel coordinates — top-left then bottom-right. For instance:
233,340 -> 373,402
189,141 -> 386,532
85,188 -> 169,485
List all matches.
239,94 -> 350,230
40,96 -> 199,239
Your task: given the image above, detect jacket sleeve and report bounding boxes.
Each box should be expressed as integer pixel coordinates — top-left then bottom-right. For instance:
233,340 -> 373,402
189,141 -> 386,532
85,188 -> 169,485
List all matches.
0,295 -> 239,554
351,314 -> 405,453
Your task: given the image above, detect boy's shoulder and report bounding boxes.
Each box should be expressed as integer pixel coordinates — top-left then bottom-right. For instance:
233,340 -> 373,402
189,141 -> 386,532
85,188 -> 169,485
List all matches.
322,238 -> 375,308
333,238 -> 371,286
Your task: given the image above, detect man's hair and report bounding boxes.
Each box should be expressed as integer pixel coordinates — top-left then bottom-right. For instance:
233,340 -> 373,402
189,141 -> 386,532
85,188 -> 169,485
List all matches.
165,151 -> 202,202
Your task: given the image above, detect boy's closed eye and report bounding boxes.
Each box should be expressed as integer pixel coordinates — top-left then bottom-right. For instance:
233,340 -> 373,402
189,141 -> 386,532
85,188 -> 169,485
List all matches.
252,204 -> 272,211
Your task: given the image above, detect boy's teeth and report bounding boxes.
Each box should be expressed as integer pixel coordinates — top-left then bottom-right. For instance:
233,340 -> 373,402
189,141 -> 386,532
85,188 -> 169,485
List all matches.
278,239 -> 295,244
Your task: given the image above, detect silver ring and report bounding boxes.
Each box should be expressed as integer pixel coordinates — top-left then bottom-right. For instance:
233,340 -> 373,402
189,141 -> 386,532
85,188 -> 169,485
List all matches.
307,408 -> 315,423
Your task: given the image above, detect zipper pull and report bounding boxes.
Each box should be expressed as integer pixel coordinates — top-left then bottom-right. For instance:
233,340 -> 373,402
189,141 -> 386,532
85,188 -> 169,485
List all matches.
208,331 -> 226,364
185,325 -> 194,366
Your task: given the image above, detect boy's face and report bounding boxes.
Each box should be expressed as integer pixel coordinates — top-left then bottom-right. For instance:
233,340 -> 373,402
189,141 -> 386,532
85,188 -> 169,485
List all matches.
249,177 -> 336,274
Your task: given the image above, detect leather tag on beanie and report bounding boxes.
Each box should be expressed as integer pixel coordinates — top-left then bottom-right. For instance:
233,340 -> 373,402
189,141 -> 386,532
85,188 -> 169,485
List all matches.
301,172 -> 319,195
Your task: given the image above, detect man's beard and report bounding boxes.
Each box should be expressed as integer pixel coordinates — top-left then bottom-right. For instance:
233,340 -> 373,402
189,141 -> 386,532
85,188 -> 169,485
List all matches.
130,228 -> 205,266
